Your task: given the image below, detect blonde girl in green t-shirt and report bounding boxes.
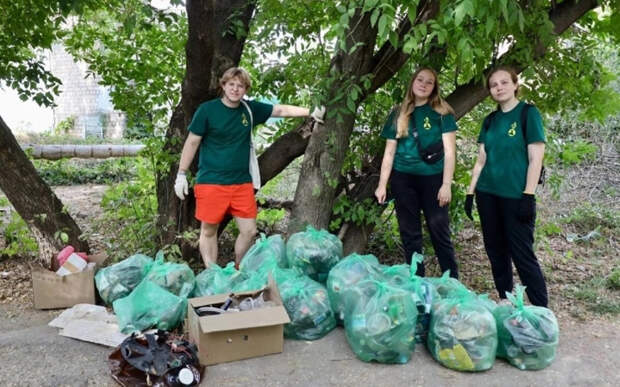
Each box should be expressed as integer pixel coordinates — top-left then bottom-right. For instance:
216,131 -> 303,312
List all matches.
375,67 -> 459,278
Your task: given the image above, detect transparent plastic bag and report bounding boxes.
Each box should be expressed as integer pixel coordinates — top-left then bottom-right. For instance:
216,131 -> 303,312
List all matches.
113,280 -> 187,333
326,253 -> 382,324
279,275 -> 336,341
193,262 -> 247,297
426,270 -> 471,300
495,285 -> 559,370
143,252 -> 195,298
286,226 -> 342,283
240,234 -> 287,274
427,289 -> 497,371
344,280 -> 418,364
95,254 -> 153,305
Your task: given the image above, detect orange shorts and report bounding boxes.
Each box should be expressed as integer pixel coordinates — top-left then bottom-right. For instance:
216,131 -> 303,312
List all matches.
194,183 -> 257,224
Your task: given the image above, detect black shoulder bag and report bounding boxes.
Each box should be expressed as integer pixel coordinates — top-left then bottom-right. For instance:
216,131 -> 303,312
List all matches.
413,116 -> 444,164
482,103 -> 546,185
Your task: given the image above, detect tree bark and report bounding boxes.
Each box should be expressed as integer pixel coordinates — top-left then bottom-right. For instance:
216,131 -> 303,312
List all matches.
156,0 -> 256,259
0,116 -> 89,267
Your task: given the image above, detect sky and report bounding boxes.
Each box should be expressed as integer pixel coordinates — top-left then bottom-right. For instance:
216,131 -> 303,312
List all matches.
0,87 -> 54,133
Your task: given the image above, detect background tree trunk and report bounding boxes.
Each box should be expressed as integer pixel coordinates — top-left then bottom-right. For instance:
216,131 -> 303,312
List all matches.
0,116 -> 89,268
156,0 -> 256,259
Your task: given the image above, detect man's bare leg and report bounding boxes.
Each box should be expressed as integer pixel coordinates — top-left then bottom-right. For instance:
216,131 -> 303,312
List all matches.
234,217 -> 257,267
199,221 -> 219,267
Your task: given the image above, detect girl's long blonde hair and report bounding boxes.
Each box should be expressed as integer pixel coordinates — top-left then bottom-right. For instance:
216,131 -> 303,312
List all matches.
396,67 -> 455,138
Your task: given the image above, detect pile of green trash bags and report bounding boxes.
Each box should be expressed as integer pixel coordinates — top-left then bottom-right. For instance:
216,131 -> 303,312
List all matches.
427,288 -> 498,371
287,226 -> 342,283
97,251 -> 196,333
191,232 -> 338,341
493,285 -> 559,370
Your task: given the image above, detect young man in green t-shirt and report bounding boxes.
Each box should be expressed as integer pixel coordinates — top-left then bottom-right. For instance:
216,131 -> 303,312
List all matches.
174,67 -> 324,268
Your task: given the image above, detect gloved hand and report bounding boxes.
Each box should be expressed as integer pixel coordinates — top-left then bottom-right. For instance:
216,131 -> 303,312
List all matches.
518,193 -> 536,223
174,172 -> 188,200
464,194 -> 474,220
310,106 -> 326,124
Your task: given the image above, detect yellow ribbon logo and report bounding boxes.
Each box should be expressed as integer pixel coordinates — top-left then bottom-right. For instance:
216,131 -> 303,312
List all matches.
507,122 -> 517,137
241,114 -> 249,127
423,116 -> 431,130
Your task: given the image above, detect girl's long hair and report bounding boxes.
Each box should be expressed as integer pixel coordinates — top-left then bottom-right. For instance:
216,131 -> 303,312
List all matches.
396,67 -> 455,138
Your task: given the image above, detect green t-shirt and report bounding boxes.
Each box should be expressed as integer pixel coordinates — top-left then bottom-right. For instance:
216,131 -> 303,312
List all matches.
380,104 -> 457,176
188,98 -> 273,184
476,101 -> 546,199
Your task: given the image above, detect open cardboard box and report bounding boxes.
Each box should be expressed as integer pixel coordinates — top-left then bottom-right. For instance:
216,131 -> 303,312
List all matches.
31,252 -> 107,310
187,276 -> 290,366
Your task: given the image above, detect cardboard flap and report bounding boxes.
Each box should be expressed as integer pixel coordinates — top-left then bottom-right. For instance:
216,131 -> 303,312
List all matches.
199,306 -> 290,333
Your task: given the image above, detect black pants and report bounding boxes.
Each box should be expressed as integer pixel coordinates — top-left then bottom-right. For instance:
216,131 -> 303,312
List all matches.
390,170 -> 458,278
475,190 -> 548,307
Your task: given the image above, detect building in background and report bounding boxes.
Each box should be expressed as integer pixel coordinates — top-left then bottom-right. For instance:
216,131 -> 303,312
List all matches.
49,43 -> 126,139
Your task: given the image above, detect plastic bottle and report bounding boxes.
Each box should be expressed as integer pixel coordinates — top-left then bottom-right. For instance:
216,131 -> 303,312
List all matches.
165,365 -> 200,386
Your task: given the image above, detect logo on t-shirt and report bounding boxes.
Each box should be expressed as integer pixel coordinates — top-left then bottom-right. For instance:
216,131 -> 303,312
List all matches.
507,122 -> 517,137
423,116 -> 431,130
241,113 -> 249,127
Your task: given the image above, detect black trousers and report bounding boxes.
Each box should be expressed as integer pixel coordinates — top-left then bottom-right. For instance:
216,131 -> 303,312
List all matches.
390,170 -> 458,278
475,190 -> 548,307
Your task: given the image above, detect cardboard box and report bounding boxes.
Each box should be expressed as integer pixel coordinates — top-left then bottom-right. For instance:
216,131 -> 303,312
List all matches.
187,276 -> 290,366
31,253 -> 107,310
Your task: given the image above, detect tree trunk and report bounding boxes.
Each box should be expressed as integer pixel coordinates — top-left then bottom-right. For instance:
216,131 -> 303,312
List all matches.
289,2 -> 440,233
0,116 -> 89,267
24,144 -> 144,159
156,0 -> 256,259
339,0 -> 600,254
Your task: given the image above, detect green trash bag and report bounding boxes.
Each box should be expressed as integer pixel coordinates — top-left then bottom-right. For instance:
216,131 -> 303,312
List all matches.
95,253 -> 153,305
344,280 -> 418,364
113,280 -> 187,333
494,285 -> 559,370
143,252 -> 195,298
405,254 -> 440,344
240,234 -> 287,273
426,270 -> 471,300
232,270 -> 269,293
279,275 -> 336,340
427,289 -> 498,372
193,262 -> 247,297
286,226 -> 342,283
326,253 -> 382,324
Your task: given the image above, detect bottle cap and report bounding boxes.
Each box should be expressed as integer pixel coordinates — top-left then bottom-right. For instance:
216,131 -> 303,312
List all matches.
178,367 -> 194,385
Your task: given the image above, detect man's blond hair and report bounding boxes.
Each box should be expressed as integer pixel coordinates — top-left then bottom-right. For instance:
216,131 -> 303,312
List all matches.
219,67 -> 252,91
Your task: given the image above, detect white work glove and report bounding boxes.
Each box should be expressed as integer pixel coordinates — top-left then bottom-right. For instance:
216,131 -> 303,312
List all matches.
310,105 -> 326,124
174,172 -> 188,200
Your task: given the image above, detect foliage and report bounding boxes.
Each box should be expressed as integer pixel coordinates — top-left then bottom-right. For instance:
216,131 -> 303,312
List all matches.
0,210 -> 38,258
607,269 -> 620,290
572,276 -> 620,315
65,0 -> 187,136
0,0 -> 103,106
95,156 -> 159,259
53,115 -> 76,135
33,158 -> 137,186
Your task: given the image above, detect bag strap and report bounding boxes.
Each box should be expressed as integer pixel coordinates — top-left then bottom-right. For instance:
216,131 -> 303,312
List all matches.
239,99 -> 254,137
